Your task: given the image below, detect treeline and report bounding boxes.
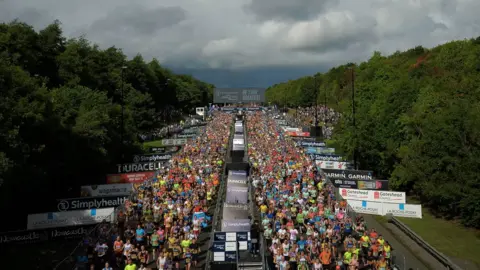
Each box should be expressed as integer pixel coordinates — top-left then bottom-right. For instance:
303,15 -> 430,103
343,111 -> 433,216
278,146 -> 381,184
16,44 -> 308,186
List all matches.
266,38 -> 480,228
0,20 -> 213,230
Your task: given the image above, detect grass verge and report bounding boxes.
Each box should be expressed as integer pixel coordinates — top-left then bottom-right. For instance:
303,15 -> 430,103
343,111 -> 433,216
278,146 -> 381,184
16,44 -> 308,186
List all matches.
396,208 -> 480,267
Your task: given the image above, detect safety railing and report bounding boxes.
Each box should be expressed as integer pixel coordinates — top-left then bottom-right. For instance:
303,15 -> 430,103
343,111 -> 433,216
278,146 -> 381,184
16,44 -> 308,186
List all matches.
388,215 -> 464,270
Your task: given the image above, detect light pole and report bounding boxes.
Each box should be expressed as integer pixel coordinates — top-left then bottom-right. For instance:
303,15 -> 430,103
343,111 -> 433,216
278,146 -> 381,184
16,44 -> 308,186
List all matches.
324,86 -> 327,125
314,75 -> 318,127
121,65 -> 127,164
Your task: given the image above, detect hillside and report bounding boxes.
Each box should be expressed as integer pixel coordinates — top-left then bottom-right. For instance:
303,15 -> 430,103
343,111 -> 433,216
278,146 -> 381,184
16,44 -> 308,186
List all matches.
266,38 -> 480,228
0,20 -> 213,230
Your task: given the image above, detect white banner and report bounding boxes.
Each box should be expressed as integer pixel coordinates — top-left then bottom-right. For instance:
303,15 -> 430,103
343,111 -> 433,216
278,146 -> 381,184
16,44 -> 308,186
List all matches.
340,188 -> 406,203
161,138 -> 187,146
382,203 -> 422,218
80,183 -> 133,197
315,161 -> 348,169
27,208 -> 115,230
233,139 -> 244,145
347,200 -> 383,215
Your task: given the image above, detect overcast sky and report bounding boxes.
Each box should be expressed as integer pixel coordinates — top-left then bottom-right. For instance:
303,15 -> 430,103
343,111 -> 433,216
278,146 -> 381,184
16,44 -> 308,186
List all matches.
1,0 -> 480,86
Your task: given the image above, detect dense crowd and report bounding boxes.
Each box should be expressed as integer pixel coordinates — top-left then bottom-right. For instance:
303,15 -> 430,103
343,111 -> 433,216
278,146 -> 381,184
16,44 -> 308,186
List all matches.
78,112 -> 231,270
285,106 -> 341,139
139,118 -> 204,142
247,112 -> 394,270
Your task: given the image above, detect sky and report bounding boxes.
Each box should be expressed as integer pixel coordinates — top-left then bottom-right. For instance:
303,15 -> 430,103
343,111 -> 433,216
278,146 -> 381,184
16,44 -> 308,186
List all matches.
1,0 -> 480,87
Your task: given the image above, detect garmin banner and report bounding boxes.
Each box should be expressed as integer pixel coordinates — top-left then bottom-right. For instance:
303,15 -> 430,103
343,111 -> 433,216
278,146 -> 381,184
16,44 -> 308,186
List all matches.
331,179 -> 389,190
133,154 -> 172,163
309,154 -> 343,161
56,195 -> 128,212
225,186 -> 248,204
177,134 -> 196,139
0,225 -> 97,245
323,169 -> 374,181
221,219 -> 251,232
214,88 -> 266,103
298,141 -> 326,147
116,162 -> 165,173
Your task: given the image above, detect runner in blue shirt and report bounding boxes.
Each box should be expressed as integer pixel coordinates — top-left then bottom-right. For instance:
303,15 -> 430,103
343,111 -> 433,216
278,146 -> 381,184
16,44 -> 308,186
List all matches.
136,224 -> 146,246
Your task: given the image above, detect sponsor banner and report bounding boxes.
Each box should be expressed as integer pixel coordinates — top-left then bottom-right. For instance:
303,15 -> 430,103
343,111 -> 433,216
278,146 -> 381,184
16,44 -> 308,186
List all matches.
234,126 -> 244,133
212,241 -> 237,252
181,128 -> 199,134
323,169 -> 374,181
148,146 -> 181,154
229,170 -> 247,176
285,131 -> 311,137
132,154 -> 172,163
311,154 -> 343,161
340,188 -> 406,203
177,134 -> 196,139
27,208 -> 115,230
106,172 -> 155,184
298,141 -> 326,147
81,183 -> 133,197
306,147 -> 336,154
233,139 -> 244,145
283,127 -> 301,132
116,162 -> 165,173
214,88 -> 266,103
221,219 -> 251,232
347,200 -> 383,215
382,203 -> 422,218
56,195 -> 128,212
222,203 -> 249,220
213,251 -> 238,262
315,161 -> 348,169
331,179 -> 389,190
160,138 -> 187,146
0,225 -> 97,245
226,186 -> 248,204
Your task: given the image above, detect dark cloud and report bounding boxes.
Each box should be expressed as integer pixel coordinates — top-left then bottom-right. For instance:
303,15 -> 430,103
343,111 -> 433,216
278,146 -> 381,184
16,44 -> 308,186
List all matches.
244,0 -> 336,22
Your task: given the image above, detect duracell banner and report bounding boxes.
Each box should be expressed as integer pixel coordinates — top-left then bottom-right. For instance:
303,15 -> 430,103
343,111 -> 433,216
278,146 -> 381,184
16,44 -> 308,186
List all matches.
116,162 -> 165,173
322,169 -> 374,181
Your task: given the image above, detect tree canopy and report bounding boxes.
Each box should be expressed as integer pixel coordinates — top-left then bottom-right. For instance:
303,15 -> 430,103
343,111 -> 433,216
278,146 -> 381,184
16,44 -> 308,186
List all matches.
266,38 -> 480,228
0,20 -> 213,231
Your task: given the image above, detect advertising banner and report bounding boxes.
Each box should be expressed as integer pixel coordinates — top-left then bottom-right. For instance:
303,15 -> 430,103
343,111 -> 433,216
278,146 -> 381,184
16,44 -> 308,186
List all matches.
233,139 -> 244,145
221,219 -> 251,232
106,172 -> 155,184
232,144 -> 244,151
347,200 -> 384,215
27,208 -> 115,230
311,154 -> 343,161
222,203 -> 249,220
160,138 -> 187,146
132,154 -> 172,163
177,134 -> 196,139
116,162 -> 165,173
382,203 -> 422,218
56,195 -> 128,212
225,186 -> 248,204
148,146 -> 181,154
315,161 -> 348,169
0,225 -> 97,245
323,169 -> 374,181
227,176 -> 248,187
212,241 -> 237,252
275,119 -> 287,126
285,131 -> 311,137
234,126 -> 244,133
214,232 -> 250,242
298,141 -> 326,147
214,88 -> 265,103
229,170 -> 247,176
80,183 -> 133,197
331,179 -> 389,190
340,188 -> 406,204
306,147 -> 336,154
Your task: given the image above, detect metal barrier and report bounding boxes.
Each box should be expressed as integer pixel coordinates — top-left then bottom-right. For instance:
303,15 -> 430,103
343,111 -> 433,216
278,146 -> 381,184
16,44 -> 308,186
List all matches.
388,215 -> 464,270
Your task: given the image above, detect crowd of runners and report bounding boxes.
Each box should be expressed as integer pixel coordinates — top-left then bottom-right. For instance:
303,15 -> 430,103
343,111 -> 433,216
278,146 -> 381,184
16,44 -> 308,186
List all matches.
79,112 -> 231,270
284,106 -> 341,139
248,111 -> 394,270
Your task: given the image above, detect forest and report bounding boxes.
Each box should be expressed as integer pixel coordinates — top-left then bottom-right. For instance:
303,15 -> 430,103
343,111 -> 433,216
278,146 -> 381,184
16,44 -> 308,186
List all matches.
0,20 -> 213,231
266,38 -> 480,228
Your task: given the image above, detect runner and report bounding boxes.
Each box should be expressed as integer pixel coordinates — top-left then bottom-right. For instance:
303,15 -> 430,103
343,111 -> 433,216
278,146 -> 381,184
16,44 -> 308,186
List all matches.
247,110 -> 397,270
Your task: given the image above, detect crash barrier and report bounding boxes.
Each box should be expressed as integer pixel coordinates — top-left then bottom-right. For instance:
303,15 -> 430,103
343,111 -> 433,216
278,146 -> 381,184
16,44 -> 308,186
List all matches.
388,216 -> 464,270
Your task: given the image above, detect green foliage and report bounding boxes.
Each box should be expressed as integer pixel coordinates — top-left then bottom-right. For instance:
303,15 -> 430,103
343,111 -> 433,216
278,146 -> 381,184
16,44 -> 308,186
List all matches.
0,20 -> 213,230
266,39 -> 480,228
